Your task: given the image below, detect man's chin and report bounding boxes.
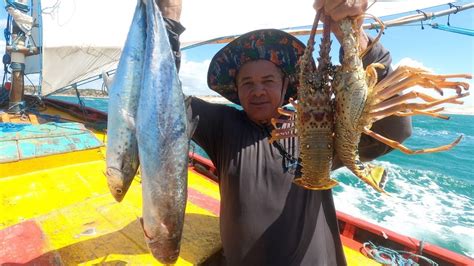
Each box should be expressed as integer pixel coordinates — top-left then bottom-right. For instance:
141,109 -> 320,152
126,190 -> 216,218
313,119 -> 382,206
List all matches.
246,113 -> 273,125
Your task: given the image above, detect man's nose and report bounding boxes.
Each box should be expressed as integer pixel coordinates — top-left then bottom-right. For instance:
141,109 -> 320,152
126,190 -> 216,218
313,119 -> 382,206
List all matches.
251,83 -> 266,96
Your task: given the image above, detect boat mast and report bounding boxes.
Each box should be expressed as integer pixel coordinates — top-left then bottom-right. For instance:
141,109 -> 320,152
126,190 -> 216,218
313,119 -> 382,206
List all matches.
5,0 -> 39,113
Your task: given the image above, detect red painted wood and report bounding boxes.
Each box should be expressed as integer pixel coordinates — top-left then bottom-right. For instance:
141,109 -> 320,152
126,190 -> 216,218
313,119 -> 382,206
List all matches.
422,242 -> 474,266
342,223 -> 356,239
187,187 -> 220,216
340,235 -> 363,252
189,153 -> 217,174
0,220 -> 46,264
189,148 -> 474,265
337,211 -> 420,250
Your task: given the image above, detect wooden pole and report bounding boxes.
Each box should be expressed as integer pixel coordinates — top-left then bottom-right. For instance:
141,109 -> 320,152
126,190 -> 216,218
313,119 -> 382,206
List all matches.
7,21 -> 26,113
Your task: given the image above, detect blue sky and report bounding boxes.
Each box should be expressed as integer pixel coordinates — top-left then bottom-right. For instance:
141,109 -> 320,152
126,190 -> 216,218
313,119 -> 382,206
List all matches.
178,2 -> 474,108
1,1 -> 473,107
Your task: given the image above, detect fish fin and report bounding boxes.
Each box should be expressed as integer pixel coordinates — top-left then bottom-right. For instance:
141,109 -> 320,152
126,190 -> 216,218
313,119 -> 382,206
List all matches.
101,70 -> 114,90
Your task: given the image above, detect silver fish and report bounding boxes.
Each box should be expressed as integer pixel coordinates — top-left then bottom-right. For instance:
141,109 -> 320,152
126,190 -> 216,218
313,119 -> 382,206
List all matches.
136,0 -> 197,263
105,0 -> 145,202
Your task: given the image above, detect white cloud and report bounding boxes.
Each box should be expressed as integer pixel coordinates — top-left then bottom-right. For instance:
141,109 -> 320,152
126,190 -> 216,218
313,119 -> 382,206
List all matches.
0,40 -> 5,57
179,54 -> 218,96
0,17 -> 6,24
392,57 -> 434,72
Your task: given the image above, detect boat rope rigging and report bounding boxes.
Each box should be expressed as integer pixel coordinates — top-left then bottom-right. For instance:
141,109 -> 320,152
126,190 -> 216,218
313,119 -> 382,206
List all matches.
363,241 -> 439,266
431,23 -> 474,36
446,3 -> 462,26
365,2 -> 474,32
1,1 -> 473,106
399,3 -> 474,36
4,0 -> 29,13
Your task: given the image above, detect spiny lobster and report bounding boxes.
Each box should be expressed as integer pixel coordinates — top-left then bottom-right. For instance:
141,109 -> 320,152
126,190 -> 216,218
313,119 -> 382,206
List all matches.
333,15 -> 471,193
270,11 -> 338,190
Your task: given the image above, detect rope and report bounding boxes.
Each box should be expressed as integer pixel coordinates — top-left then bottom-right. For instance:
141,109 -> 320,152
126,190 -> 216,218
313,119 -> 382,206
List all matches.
363,241 -> 439,266
431,23 -> 474,36
1,13 -> 12,106
72,84 -> 89,120
415,10 -> 429,30
447,3 -> 461,26
0,86 -> 9,105
4,14 -> 12,44
5,0 -> 30,13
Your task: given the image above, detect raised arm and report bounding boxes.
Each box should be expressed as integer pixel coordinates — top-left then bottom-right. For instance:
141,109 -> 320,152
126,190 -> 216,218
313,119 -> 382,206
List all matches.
157,0 -> 185,71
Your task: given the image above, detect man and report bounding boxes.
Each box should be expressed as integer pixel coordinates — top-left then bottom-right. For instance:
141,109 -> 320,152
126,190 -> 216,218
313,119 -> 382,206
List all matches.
160,0 -> 412,265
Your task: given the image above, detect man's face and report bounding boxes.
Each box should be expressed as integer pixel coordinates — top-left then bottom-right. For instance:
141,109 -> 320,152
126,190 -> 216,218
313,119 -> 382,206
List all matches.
236,60 -> 288,124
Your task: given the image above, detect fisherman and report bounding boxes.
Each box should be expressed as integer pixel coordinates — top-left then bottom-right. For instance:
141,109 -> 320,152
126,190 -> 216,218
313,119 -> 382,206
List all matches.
158,0 -> 412,265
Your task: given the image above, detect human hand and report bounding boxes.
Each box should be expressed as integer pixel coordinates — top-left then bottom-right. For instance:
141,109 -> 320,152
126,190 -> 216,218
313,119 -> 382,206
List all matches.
157,0 -> 182,22
313,0 -> 368,21
313,0 -> 369,49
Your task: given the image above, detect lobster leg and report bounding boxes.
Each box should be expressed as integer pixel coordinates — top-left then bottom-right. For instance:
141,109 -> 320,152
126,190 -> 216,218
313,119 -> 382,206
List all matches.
278,108 -> 295,117
271,127 -> 296,135
395,108 -> 450,120
376,77 -> 466,101
269,133 -> 298,143
365,63 -> 385,88
373,66 -> 418,92
372,90 -> 465,112
369,92 -> 469,121
415,71 -> 472,80
271,118 -> 295,127
362,128 -> 463,155
269,127 -> 297,143
374,67 -> 471,99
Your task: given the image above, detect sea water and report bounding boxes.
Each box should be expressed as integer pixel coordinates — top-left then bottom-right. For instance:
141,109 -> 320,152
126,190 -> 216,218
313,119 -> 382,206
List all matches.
51,95 -> 473,258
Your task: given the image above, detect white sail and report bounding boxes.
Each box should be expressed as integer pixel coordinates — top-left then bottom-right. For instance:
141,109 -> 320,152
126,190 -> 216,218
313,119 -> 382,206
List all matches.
28,0 -> 454,95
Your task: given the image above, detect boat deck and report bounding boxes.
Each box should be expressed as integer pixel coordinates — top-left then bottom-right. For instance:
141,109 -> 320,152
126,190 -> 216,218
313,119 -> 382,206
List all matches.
0,139 -> 376,265
2,101 -> 471,265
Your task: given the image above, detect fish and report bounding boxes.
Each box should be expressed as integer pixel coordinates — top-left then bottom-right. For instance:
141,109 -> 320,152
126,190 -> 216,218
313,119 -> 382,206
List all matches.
136,0 -> 197,263
105,0 -> 146,202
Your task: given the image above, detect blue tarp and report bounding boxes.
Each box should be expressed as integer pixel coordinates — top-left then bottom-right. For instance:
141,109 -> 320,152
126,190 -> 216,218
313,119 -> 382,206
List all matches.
0,122 -> 104,163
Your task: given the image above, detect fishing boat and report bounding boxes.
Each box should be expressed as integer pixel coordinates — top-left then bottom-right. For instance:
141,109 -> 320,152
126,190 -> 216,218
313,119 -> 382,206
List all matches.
1,0 -> 473,264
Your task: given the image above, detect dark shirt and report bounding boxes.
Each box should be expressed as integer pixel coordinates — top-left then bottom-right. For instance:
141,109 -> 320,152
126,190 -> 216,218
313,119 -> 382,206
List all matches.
190,41 -> 412,266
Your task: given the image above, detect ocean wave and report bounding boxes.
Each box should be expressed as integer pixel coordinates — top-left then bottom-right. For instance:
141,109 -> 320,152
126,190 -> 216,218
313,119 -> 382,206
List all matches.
413,127 -> 451,136
333,161 -> 474,257
411,126 -> 470,139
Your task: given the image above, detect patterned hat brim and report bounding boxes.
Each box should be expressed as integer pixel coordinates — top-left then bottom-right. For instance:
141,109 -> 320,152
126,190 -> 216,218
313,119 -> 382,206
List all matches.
207,29 -> 309,105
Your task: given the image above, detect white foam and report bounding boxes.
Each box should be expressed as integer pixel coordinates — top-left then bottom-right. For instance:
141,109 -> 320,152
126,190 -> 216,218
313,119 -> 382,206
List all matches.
333,160 -> 474,257
412,127 -> 454,138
